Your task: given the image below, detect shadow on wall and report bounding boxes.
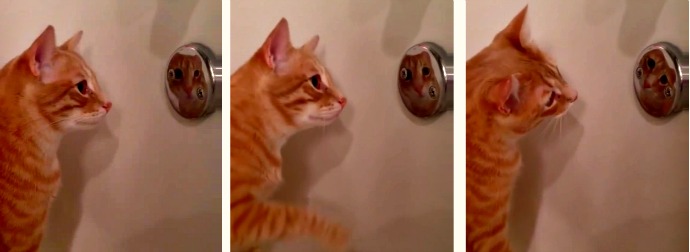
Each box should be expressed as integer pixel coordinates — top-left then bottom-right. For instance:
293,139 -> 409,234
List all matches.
149,0 -> 200,59
617,0 -> 668,57
582,0 -> 667,57
508,101 -> 586,252
43,119 -> 119,251
353,209 -> 452,252
380,0 -> 431,58
118,212 -> 220,252
273,209 -> 452,252
592,211 -> 688,252
272,115 -> 354,205
269,116 -> 354,250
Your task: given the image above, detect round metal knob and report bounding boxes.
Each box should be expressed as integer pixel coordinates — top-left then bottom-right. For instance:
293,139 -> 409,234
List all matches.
633,42 -> 688,118
165,43 -> 222,119
397,42 -> 453,118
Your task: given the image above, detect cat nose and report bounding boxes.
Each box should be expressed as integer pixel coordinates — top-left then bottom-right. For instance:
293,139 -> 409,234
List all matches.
103,101 -> 112,112
338,97 -> 347,107
568,90 -> 578,102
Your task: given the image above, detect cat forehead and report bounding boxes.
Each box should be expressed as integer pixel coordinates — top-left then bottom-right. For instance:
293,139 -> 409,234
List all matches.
59,53 -> 99,90
54,50 -> 90,69
315,65 -> 332,86
172,53 -> 201,61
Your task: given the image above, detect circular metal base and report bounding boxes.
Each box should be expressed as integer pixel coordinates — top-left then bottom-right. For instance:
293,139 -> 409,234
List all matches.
397,42 -> 453,118
165,43 -> 222,119
633,42 -> 688,118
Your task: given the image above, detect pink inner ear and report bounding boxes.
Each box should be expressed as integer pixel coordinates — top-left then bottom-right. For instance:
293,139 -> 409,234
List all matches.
263,18 -> 292,71
489,77 -> 520,114
28,26 -> 57,78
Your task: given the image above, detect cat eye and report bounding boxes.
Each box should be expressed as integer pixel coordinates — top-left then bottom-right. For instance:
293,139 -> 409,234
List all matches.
196,87 -> 204,99
168,68 -> 183,80
545,91 -> 557,108
660,74 -> 668,85
400,68 -> 411,81
193,70 -> 200,78
75,80 -> 89,95
422,67 -> 430,77
647,58 -> 656,70
309,75 -> 321,90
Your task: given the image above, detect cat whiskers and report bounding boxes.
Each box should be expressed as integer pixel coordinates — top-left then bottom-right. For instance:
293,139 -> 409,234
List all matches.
558,116 -> 563,138
13,114 -> 93,138
539,117 -> 557,139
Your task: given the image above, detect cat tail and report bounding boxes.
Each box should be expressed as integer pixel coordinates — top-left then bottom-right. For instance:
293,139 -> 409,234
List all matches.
231,198 -> 350,252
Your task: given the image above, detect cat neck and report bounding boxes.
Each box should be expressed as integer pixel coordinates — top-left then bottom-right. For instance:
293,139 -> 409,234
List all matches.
467,112 -> 522,151
231,59 -> 302,148
20,101 -> 65,154
0,65 -> 65,157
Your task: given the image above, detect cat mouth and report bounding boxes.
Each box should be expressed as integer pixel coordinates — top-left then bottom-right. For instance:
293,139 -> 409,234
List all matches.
308,112 -> 341,123
309,115 -> 338,121
75,114 -> 106,125
77,119 -> 102,126
553,104 -> 573,118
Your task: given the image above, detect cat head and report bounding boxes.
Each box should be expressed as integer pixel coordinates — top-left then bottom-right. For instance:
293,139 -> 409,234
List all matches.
398,50 -> 442,117
166,53 -> 207,116
473,6 -> 578,135
16,26 -> 111,131
637,49 -> 675,115
252,18 -> 346,131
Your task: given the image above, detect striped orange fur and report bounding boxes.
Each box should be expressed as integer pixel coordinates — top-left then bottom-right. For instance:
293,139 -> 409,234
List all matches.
0,26 -> 111,251
466,6 -> 578,252
231,18 -> 349,252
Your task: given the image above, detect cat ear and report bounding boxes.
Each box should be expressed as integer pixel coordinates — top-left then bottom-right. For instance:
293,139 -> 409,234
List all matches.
499,5 -> 531,49
59,30 -> 83,51
260,18 -> 292,72
25,25 -> 57,78
488,74 -> 521,115
301,35 -> 319,52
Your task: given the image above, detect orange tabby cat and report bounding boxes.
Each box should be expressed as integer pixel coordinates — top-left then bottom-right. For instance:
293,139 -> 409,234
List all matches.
166,53 -> 207,116
398,50 -> 442,117
637,49 -> 676,116
0,26 -> 111,251
466,7 -> 578,252
230,18 -> 349,251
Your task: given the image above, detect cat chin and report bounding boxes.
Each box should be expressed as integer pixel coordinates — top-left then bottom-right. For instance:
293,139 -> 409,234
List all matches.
553,111 -> 568,119
553,104 -> 573,118
299,114 -> 339,128
64,116 -> 107,131
65,121 -> 103,131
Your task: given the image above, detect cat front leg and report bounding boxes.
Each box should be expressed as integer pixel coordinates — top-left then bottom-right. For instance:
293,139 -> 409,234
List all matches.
231,200 -> 350,252
255,167 -> 282,199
